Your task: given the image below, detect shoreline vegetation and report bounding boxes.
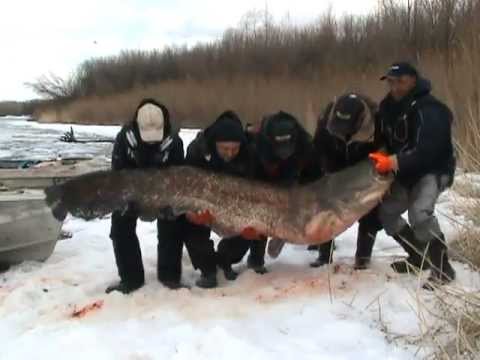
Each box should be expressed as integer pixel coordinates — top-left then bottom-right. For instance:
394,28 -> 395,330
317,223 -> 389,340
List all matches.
18,0 -> 480,172
2,1 -> 477,166
13,2 -> 478,139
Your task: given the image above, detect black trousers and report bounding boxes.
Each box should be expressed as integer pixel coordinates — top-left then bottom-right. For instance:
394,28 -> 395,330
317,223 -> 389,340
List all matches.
181,221 -> 218,276
110,210 -> 185,285
157,216 -> 187,283
355,207 -> 382,259
217,236 -> 267,267
318,207 -> 383,260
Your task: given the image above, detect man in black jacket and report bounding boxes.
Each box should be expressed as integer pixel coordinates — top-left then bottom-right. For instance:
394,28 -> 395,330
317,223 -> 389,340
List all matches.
371,62 -> 456,289
243,111 -> 317,265
107,99 -> 186,294
310,93 -> 383,269
184,110 -> 254,288
255,112 -> 316,185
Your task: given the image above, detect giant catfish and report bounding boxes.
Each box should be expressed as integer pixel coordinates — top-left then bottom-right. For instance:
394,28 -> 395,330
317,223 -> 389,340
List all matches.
44,160 -> 392,245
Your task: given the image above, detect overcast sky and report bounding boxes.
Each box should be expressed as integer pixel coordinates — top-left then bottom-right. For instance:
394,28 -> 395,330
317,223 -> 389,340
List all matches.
0,0 -> 379,101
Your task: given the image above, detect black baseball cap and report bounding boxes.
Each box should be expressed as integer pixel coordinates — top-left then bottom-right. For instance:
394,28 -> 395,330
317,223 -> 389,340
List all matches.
380,62 -> 419,80
264,112 -> 298,160
327,94 -> 365,138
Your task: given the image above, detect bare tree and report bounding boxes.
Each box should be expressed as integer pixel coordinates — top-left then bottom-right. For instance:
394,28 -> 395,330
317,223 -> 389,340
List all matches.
24,0 -> 480,102
25,73 -> 77,100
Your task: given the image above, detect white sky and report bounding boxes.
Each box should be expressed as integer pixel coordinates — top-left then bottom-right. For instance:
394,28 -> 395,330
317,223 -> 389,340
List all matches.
0,0 -> 379,101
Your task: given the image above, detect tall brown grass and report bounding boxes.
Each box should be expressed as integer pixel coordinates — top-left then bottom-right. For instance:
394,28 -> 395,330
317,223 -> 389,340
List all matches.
34,50 -> 480,166
33,70 -> 386,132
0,101 -> 41,117
31,0 -> 480,165
412,146 -> 480,359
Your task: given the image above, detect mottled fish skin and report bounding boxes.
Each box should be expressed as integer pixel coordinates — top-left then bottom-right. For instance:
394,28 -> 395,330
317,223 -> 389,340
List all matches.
44,160 -> 393,245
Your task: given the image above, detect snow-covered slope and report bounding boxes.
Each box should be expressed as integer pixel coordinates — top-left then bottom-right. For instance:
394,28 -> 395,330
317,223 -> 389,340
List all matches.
0,118 -> 478,360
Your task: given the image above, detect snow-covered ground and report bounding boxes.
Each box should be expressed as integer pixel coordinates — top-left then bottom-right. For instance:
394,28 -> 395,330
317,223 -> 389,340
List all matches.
0,118 -> 479,360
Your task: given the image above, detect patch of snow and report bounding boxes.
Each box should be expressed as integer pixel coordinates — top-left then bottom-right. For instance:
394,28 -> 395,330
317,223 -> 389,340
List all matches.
27,121 -> 121,138
1,212 -> 477,359
0,115 -> 33,120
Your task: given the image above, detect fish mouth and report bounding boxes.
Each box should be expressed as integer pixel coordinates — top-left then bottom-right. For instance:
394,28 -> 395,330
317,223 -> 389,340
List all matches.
371,165 -> 394,184
304,211 -> 343,244
360,187 -> 388,205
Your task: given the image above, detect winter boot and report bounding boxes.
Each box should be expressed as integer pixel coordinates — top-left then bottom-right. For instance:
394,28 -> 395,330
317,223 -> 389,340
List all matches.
105,280 -> 144,294
220,264 -> 239,281
0,262 -> 10,273
160,280 -> 190,290
354,229 -> 377,270
247,255 -> 268,274
196,272 -> 218,289
157,243 -> 187,290
354,257 -> 371,270
310,253 -> 332,268
110,228 -> 145,293
311,241 -> 334,268
391,225 -> 430,273
423,236 -> 456,290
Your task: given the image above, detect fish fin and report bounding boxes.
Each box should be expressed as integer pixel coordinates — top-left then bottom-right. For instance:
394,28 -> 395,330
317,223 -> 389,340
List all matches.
267,238 -> 286,259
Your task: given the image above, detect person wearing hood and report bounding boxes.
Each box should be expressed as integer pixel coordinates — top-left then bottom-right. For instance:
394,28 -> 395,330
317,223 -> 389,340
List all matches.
309,93 -> 382,268
309,93 -> 420,270
107,99 -> 186,294
371,62 -> 456,289
255,111 -> 316,185
184,110 -> 254,288
230,111 -> 316,269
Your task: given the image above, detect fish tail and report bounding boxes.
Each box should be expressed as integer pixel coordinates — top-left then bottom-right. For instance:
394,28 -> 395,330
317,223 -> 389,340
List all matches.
44,185 -> 68,221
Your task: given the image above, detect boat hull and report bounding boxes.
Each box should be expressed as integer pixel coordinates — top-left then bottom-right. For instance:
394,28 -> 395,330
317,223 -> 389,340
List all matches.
0,190 -> 63,265
0,158 -> 109,190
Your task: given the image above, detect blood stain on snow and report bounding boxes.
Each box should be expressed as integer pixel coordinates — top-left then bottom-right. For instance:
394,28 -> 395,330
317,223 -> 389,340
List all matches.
254,277 -> 330,304
71,300 -> 104,318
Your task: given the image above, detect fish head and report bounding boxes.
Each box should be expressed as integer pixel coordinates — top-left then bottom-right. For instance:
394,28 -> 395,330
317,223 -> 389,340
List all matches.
347,160 -> 394,208
304,160 -> 393,244
305,210 -> 343,244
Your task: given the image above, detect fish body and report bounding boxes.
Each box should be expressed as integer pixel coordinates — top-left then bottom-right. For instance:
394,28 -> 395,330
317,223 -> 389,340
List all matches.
45,160 -> 392,245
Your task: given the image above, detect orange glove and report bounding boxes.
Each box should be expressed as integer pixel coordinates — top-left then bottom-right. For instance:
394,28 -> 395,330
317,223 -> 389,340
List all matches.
186,210 -> 215,226
241,226 -> 262,240
369,152 -> 396,174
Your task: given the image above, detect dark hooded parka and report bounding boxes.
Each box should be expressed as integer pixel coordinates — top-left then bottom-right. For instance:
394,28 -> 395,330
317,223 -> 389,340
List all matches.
375,63 -> 456,286
109,99 -> 186,293
311,94 -> 383,267
313,94 -> 381,173
184,111 -> 255,281
254,111 -> 316,185
220,111 -> 316,269
377,77 -> 455,187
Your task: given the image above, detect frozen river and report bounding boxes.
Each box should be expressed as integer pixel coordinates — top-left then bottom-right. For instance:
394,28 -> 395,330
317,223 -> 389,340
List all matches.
0,117 -> 120,161
0,117 -> 199,161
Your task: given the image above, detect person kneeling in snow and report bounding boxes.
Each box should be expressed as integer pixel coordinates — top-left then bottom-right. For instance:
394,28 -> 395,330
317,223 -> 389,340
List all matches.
371,62 -> 456,289
106,99 -> 186,294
